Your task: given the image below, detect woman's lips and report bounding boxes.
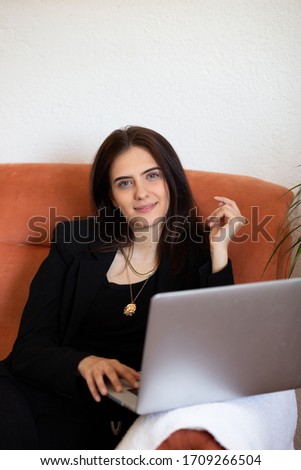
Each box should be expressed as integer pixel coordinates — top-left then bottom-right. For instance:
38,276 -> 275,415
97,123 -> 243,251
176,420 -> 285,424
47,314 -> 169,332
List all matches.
134,202 -> 158,213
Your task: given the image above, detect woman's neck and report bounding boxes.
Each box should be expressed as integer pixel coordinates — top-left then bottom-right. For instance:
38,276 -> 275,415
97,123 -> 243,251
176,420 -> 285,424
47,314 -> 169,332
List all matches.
131,237 -> 158,259
131,223 -> 162,253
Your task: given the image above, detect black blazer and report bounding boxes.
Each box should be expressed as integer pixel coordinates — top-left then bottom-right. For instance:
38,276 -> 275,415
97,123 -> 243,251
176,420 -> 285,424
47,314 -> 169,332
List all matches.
3,219 -> 234,398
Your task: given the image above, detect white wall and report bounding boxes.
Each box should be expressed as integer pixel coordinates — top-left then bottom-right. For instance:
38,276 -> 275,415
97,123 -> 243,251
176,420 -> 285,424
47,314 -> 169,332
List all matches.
1,0 -> 301,191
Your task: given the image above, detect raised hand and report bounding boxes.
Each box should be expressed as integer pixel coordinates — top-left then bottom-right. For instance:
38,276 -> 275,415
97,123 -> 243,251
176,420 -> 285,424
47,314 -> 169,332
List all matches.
207,196 -> 245,273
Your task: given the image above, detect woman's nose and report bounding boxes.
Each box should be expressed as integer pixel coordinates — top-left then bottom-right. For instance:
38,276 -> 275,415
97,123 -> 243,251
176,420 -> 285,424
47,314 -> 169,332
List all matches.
134,180 -> 148,200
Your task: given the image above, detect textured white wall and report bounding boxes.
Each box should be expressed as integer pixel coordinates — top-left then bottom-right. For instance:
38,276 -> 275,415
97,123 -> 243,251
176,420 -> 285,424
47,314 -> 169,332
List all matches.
1,0 -> 301,191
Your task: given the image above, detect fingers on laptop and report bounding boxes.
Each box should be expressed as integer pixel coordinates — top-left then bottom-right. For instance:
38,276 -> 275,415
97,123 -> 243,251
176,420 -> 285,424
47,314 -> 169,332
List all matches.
78,355 -> 140,402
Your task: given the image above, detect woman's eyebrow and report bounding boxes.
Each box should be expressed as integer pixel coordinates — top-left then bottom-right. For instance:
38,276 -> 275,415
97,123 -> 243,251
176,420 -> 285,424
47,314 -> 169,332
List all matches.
113,166 -> 161,184
113,175 -> 131,183
142,166 -> 161,175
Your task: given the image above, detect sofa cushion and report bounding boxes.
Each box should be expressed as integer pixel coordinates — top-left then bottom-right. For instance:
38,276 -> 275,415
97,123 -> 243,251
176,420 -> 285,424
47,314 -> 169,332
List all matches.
0,164 -> 91,246
0,243 -> 49,358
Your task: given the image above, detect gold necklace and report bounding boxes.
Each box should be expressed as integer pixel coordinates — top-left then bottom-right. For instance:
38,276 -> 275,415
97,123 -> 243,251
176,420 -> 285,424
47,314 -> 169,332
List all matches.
128,260 -> 158,277
123,268 -> 150,316
121,248 -> 154,316
121,248 -> 158,277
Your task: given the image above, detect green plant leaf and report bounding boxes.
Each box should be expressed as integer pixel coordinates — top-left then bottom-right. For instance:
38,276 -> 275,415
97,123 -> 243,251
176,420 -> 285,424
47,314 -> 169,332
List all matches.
264,173 -> 301,277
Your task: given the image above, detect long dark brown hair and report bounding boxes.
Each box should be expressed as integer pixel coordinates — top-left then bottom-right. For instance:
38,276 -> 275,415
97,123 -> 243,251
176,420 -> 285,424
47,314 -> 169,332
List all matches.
90,126 -> 205,271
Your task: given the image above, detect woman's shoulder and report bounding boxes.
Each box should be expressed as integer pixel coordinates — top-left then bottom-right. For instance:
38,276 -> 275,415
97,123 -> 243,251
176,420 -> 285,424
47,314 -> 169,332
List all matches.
54,217 -> 99,243
55,216 -> 97,242
52,217 -> 103,258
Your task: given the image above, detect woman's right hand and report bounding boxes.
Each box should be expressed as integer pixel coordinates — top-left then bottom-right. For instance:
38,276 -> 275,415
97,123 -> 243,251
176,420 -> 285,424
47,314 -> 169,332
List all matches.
77,355 -> 140,402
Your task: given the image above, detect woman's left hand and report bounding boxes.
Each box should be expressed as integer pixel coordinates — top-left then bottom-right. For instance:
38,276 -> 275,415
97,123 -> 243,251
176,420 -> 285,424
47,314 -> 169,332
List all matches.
207,196 -> 245,273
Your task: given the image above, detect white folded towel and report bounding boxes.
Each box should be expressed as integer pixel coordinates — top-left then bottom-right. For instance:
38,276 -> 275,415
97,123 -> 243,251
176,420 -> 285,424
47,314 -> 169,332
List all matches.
117,390 -> 297,450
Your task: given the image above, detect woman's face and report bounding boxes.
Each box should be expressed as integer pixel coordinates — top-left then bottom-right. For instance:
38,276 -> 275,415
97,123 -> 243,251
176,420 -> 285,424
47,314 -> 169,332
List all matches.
109,146 -> 170,231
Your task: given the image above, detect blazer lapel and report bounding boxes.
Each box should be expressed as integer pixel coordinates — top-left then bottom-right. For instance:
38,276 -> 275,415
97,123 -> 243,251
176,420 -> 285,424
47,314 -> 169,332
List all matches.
63,247 -> 116,343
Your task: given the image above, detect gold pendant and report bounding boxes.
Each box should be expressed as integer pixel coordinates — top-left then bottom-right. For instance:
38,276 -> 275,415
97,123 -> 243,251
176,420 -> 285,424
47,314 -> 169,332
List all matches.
123,303 -> 137,316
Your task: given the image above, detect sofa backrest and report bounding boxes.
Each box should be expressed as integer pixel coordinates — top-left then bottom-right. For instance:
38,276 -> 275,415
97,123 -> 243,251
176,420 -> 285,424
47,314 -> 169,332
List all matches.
0,163 -> 293,359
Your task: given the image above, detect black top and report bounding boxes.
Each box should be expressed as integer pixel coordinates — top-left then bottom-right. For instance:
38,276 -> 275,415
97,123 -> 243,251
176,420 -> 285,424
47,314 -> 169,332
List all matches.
71,273 -> 158,370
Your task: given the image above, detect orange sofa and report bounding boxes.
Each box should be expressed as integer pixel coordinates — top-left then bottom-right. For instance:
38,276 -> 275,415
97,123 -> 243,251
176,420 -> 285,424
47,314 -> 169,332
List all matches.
0,163 -> 299,449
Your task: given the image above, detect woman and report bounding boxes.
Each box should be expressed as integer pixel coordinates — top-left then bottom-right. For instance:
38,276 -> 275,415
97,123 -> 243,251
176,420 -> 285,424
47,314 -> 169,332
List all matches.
0,126 -> 244,449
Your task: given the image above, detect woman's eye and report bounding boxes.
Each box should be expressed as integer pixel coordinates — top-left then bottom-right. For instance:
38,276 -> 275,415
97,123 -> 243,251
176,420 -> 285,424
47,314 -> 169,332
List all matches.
146,172 -> 160,180
118,180 -> 132,188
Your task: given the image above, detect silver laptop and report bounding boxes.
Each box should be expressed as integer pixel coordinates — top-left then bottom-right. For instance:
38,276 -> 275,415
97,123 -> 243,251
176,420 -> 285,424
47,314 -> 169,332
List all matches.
107,278 -> 301,414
